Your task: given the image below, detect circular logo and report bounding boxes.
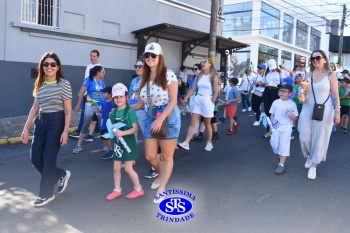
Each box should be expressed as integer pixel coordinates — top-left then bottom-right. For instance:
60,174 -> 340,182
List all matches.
159,197 -> 193,216
300,56 -> 306,63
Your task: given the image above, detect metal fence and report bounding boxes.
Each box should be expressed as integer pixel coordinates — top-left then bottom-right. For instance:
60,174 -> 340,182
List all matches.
21,0 -> 60,27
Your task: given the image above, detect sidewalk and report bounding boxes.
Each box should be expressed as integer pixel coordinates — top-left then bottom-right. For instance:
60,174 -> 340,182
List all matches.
0,100 -> 225,145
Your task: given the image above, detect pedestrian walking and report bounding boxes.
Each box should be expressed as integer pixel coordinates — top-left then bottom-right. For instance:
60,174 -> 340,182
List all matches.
225,78 -> 240,135
239,67 -> 254,112
250,64 -> 266,126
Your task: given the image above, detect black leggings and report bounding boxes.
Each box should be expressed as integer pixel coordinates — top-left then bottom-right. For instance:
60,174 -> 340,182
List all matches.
263,87 -> 279,131
251,94 -> 263,121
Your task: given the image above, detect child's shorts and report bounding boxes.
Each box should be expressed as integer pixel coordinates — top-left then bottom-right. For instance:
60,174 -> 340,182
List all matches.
144,104 -> 180,140
100,129 -> 108,140
226,105 -> 237,118
270,130 -> 291,157
340,105 -> 350,116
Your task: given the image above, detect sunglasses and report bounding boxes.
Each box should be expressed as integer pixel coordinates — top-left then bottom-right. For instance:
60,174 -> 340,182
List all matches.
311,56 -> 323,61
201,59 -> 209,64
192,68 -> 199,71
278,90 -> 290,93
144,53 -> 157,59
134,65 -> 143,69
42,62 -> 57,67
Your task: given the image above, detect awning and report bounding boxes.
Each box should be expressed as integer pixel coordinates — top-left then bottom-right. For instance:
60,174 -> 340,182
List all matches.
132,23 -> 249,62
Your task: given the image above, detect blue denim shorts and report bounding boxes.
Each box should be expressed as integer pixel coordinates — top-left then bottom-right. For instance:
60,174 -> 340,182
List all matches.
144,104 -> 180,140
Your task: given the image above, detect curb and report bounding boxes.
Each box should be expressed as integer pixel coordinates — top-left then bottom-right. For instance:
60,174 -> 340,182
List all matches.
0,127 -> 77,145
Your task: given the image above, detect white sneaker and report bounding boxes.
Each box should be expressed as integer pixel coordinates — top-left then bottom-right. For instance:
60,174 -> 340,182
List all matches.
177,141 -> 190,150
308,167 -> 316,180
248,107 -> 252,111
242,109 -> 247,112
204,142 -> 213,151
253,121 -> 260,126
305,156 -> 312,169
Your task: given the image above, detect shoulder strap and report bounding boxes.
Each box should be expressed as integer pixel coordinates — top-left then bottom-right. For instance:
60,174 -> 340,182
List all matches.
146,81 -> 154,119
311,72 -> 330,105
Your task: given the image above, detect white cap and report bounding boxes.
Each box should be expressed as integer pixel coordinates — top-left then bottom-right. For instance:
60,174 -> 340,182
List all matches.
112,83 -> 128,97
267,59 -> 277,70
144,42 -> 162,55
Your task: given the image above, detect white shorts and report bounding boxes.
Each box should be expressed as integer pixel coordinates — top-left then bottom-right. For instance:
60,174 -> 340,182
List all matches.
270,130 -> 291,157
192,94 -> 214,118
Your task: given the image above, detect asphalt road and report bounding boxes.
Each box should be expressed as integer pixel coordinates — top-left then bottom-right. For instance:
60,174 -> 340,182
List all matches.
1,108 -> 350,233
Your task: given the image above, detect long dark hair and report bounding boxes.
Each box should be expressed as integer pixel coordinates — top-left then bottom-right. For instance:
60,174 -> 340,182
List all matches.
264,67 -> 281,77
140,55 -> 167,91
33,52 -> 64,96
89,65 -> 103,81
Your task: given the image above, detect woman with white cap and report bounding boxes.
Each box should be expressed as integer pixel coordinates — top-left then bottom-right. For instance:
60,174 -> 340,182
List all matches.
261,59 -> 285,137
131,42 -> 180,203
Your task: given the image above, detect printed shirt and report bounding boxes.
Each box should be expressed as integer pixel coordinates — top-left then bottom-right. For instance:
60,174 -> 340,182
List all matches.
36,79 -> 72,112
269,99 -> 298,131
293,84 -> 303,105
339,87 -> 350,106
227,87 -> 240,106
129,77 -> 142,105
140,70 -> 177,106
83,78 -> 105,106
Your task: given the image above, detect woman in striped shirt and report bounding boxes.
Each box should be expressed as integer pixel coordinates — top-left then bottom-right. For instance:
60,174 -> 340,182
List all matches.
21,52 -> 72,207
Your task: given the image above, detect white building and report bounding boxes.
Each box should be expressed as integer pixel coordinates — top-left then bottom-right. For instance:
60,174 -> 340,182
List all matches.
0,0 -> 246,118
222,0 -> 349,76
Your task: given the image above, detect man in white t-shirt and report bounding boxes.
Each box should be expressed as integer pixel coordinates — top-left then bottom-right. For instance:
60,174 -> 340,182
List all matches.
70,50 -> 102,138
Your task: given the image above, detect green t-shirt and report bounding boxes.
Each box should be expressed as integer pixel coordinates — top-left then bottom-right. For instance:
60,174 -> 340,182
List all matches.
214,104 -> 218,112
339,88 -> 350,106
293,84 -> 303,105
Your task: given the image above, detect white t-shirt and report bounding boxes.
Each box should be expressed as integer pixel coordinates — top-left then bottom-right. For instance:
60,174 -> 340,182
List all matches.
240,74 -> 254,91
252,74 -> 265,93
269,99 -> 298,131
197,74 -> 212,96
179,71 -> 188,83
265,71 -> 285,87
224,84 -> 232,100
85,63 -> 101,79
140,70 -> 177,106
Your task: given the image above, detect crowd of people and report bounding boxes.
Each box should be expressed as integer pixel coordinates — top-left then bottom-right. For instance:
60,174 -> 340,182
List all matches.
21,46 -> 349,207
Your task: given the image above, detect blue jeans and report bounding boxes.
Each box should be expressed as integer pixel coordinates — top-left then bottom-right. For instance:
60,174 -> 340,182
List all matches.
30,111 -> 66,198
77,96 -> 87,133
241,92 -> 251,109
144,105 -> 180,140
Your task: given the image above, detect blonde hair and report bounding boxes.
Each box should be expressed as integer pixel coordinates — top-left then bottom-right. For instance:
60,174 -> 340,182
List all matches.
197,58 -> 219,85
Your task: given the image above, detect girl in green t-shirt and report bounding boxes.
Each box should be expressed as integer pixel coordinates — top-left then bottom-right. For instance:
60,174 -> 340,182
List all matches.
339,78 -> 350,133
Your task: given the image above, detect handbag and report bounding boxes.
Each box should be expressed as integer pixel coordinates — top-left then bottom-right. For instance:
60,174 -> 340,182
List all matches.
254,90 -> 263,97
146,81 -> 169,138
311,73 -> 329,121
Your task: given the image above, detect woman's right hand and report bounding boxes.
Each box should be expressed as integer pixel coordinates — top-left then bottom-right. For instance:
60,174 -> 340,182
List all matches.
74,105 -> 80,113
183,97 -> 188,104
21,129 -> 29,144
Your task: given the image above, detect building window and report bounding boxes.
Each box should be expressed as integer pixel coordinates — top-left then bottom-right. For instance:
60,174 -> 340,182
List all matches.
281,50 -> 292,70
282,14 -> 293,44
22,0 -> 60,27
223,2 -> 253,37
260,2 -> 280,40
258,44 -> 278,65
295,20 -> 308,49
310,28 -> 321,52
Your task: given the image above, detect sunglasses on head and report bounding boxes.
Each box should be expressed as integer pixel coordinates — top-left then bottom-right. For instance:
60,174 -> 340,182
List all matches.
134,65 -> 143,69
192,68 -> 199,71
144,53 -> 158,59
42,62 -> 57,67
311,56 -> 323,61
201,59 -> 209,64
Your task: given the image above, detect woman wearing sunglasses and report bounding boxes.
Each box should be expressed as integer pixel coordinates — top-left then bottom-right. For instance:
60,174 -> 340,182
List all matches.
72,65 -> 105,154
189,63 -> 202,139
298,50 -> 340,180
131,42 -> 180,203
178,58 -> 220,152
21,52 -> 72,206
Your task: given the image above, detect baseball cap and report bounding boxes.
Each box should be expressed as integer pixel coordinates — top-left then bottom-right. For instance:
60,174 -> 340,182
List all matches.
282,77 -> 294,85
257,64 -> 266,69
112,83 -> 128,97
100,86 -> 112,94
144,42 -> 162,55
277,83 -> 293,92
341,69 -> 349,75
267,59 -> 277,70
339,77 -> 350,84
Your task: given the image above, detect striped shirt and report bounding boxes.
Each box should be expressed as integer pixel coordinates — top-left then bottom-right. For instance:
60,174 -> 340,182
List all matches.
35,79 -> 72,112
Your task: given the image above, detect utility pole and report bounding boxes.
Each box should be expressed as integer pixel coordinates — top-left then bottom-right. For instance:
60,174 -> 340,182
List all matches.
209,0 -> 218,64
338,4 -> 346,67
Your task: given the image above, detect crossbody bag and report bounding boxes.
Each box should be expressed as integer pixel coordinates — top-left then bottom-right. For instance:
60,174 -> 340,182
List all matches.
311,73 -> 329,121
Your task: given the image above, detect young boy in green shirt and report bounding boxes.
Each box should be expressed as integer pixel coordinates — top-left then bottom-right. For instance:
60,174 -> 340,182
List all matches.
339,77 -> 350,133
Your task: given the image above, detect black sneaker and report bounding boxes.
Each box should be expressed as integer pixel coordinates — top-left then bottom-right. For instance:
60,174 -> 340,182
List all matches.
219,117 -> 226,123
58,171 -> 71,194
194,133 -> 203,142
69,131 -> 80,138
212,133 -> 219,140
144,168 -> 158,179
34,196 -> 55,207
